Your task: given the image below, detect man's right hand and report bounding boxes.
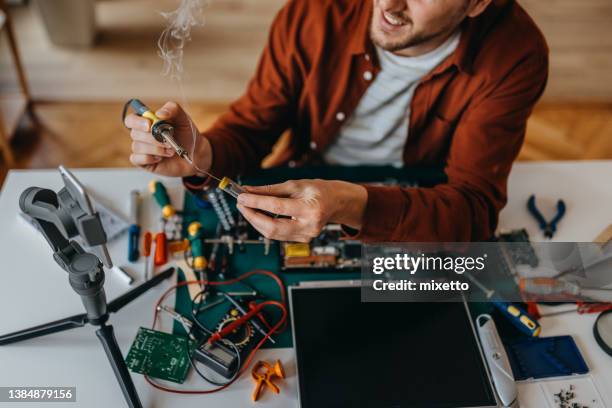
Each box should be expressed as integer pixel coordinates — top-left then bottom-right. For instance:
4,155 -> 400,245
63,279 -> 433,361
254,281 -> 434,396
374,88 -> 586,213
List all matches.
124,101 -> 212,177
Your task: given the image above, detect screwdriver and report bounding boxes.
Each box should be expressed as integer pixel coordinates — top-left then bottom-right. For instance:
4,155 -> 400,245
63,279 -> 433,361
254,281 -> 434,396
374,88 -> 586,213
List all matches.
154,232 -> 168,267
127,190 -> 141,262
143,231 -> 152,280
187,221 -> 208,290
520,278 -> 612,302
149,180 -> 175,220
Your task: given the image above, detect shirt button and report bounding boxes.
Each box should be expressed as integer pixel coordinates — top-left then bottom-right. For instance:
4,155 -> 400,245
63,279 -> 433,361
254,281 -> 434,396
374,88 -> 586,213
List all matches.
288,160 -> 296,168
364,54 -> 370,61
310,141 -> 317,150
336,112 -> 346,121
363,71 -> 373,81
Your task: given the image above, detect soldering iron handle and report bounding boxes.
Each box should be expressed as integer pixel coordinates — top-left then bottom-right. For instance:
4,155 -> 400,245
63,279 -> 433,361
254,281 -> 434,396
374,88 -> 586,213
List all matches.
128,99 -> 149,116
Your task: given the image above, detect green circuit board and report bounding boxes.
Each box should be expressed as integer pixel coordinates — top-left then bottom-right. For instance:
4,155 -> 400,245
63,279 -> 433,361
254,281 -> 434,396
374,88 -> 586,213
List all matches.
125,327 -> 196,384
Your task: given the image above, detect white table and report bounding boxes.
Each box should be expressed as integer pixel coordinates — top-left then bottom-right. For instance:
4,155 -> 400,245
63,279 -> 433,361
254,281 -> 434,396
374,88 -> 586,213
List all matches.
0,162 -> 610,407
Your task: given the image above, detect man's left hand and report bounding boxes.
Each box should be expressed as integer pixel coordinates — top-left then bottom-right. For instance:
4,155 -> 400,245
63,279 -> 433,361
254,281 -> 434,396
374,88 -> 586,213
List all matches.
236,179 -> 368,242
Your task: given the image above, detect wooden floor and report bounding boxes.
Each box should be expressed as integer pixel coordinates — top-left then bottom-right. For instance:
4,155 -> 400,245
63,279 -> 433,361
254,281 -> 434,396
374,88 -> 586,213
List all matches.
1,1 -> 611,181
1,101 -> 611,184
2,0 -> 612,103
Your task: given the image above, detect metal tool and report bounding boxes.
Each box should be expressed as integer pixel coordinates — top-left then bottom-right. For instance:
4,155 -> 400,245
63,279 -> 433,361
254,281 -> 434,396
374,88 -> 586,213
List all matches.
154,232 -> 168,267
539,302 -> 612,317
127,190 -> 141,262
143,231 -> 152,280
123,99 -> 191,162
149,180 -> 175,220
520,277 -> 612,302
527,195 -> 566,239
222,293 -> 275,344
187,221 -> 208,291
122,99 -> 225,184
251,360 -> 285,402
157,305 -> 195,340
197,297 -> 226,312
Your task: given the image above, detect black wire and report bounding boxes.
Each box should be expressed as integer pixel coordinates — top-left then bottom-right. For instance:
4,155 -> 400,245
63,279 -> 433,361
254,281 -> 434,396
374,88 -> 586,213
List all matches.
190,290 -> 215,335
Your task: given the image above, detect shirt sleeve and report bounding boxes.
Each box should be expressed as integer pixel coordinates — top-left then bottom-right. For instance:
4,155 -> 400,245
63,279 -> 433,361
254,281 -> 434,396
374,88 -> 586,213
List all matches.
352,53 -> 549,242
200,1 -> 302,181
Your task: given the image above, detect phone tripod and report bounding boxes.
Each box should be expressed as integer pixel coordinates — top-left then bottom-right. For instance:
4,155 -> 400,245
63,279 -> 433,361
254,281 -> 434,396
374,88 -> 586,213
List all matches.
0,185 -> 174,408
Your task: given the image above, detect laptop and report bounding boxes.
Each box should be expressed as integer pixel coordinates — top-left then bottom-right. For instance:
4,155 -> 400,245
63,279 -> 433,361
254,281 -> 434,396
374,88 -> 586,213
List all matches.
289,281 -> 499,408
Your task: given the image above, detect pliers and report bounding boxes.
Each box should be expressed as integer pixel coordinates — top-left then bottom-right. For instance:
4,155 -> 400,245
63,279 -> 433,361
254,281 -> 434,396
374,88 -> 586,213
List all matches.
527,194 -> 566,239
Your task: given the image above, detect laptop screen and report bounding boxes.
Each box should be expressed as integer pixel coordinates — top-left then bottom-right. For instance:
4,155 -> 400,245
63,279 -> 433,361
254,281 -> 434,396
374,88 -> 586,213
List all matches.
290,285 -> 497,408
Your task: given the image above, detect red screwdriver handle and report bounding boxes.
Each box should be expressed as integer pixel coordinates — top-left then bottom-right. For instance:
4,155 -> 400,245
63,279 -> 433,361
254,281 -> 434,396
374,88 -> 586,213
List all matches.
143,232 -> 152,257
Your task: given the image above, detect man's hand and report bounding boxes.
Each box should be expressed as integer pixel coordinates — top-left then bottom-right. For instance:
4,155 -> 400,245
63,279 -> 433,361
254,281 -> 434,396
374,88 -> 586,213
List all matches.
124,101 -> 213,177
236,179 -> 368,242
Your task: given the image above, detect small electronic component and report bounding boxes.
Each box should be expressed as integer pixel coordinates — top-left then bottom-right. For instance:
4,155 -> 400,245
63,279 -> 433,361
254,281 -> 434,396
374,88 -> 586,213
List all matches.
281,224 -> 361,271
218,177 -> 288,219
218,176 -> 246,199
206,188 -> 232,231
125,327 -> 196,384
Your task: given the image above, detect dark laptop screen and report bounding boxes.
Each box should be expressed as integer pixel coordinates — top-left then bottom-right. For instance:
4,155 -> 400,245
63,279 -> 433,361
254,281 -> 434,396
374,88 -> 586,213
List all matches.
291,286 -> 497,408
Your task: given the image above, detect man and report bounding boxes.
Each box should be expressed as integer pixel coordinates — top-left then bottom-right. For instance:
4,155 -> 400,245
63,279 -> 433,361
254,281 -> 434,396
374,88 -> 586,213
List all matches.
125,0 -> 548,243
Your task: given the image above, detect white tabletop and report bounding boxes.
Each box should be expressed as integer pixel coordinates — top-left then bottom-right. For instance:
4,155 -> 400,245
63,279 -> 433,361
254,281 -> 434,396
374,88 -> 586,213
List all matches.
0,162 -> 610,407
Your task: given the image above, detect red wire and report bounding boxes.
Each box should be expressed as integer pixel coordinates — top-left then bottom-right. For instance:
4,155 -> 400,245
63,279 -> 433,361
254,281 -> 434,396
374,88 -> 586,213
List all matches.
144,269 -> 288,394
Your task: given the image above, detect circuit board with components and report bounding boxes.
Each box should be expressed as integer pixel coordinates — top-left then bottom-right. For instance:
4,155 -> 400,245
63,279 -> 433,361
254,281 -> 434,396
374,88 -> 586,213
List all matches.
280,224 -> 361,271
125,327 -> 197,383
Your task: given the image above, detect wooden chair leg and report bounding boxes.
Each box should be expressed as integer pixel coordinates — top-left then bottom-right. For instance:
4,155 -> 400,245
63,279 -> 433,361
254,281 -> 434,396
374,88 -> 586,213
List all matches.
0,123 -> 16,168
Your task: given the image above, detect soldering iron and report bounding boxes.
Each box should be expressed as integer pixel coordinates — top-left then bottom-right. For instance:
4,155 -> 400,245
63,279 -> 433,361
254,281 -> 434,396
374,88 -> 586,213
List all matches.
123,99 -> 287,219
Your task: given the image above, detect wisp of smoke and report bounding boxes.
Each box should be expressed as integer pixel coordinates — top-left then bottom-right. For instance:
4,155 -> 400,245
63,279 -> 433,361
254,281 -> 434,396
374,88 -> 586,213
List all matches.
157,0 -> 208,80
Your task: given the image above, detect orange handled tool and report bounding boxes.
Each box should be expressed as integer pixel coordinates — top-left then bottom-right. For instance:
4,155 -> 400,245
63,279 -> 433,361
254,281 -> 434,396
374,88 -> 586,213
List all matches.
154,232 -> 168,267
143,231 -> 152,280
251,360 -> 285,401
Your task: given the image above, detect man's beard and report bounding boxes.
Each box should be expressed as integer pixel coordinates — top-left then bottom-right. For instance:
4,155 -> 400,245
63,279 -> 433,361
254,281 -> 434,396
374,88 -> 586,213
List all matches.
371,28 -> 443,52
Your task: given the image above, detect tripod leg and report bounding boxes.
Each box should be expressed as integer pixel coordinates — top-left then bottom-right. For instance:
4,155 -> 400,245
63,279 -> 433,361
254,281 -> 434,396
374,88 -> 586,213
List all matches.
0,313 -> 87,345
96,325 -> 143,408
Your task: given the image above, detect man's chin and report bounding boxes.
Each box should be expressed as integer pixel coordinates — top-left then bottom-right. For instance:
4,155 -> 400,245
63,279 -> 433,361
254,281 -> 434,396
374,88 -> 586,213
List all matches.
371,33 -> 412,52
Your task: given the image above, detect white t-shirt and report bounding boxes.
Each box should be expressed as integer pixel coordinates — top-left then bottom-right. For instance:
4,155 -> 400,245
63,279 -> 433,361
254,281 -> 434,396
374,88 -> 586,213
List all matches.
323,31 -> 461,166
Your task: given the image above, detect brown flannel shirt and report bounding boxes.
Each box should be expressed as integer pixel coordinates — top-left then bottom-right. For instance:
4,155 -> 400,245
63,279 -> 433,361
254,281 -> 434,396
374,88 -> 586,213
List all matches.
186,0 -> 549,242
